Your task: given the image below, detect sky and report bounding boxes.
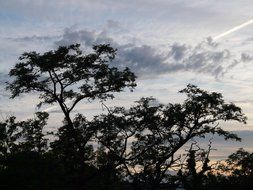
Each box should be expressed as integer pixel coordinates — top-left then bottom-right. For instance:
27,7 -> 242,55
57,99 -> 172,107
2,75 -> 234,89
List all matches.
1,0 -> 253,159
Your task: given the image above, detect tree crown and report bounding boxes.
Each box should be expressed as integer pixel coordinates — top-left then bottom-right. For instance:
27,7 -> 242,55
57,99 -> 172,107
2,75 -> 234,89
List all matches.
7,44 -> 136,113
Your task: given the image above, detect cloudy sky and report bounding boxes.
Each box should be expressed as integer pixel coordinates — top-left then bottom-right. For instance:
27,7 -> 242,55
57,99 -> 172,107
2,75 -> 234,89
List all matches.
1,0 -> 253,158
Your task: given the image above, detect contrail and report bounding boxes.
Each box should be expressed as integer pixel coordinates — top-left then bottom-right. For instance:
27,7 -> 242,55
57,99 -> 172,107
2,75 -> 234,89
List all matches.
213,18 -> 253,40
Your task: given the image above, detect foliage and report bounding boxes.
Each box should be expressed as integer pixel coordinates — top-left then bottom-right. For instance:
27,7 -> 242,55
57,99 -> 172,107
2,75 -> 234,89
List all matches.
177,140 -> 214,190
94,84 -> 246,189
0,116 -> 21,155
6,43 -> 136,170
2,43 -> 251,190
7,43 -> 136,112
18,112 -> 49,153
0,112 -> 49,155
50,114 -> 95,167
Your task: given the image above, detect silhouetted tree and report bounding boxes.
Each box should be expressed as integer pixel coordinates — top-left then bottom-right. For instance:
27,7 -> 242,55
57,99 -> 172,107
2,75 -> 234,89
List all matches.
0,112 -> 55,190
0,116 -> 21,156
225,148 -> 253,176
6,44 -> 136,167
3,42 -> 249,190
18,112 -> 49,153
200,148 -> 253,190
178,140 -> 215,190
94,84 -> 246,190
51,114 -> 95,167
0,112 -> 49,155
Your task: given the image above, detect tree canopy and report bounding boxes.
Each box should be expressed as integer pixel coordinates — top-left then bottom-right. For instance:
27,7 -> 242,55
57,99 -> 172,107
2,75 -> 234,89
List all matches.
1,43 -> 250,190
6,43 -> 136,171
94,84 -> 246,189
7,44 -> 136,108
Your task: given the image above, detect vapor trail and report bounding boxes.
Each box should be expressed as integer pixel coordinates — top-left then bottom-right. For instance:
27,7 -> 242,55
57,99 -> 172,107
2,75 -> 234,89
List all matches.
213,19 -> 253,40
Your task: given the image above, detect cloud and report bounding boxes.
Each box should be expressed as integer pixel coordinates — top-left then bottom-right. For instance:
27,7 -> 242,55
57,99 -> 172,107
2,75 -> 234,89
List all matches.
233,100 -> 253,105
0,0 -> 253,133
241,53 -> 253,62
106,19 -> 121,29
115,45 -> 168,77
53,28 -> 242,79
7,35 -> 60,42
116,38 -> 237,78
179,41 -> 233,77
168,43 -> 188,61
55,28 -> 114,47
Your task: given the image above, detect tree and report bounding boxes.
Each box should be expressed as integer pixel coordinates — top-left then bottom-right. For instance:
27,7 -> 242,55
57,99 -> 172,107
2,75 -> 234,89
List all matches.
0,116 -> 21,156
0,112 -> 49,155
202,149 -> 253,190
50,114 -> 95,166
0,112 -> 53,190
177,140 -> 214,190
6,43 -> 136,166
94,84 -> 246,190
18,112 -> 49,153
217,148 -> 253,177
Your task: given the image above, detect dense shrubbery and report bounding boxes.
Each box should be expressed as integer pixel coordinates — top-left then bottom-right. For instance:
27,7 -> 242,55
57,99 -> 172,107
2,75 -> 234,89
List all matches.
0,44 -> 251,190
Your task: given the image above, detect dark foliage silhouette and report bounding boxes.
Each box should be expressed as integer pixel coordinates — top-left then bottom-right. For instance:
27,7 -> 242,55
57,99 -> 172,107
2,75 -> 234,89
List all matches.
0,44 -> 250,190
94,84 -> 246,189
6,43 -> 136,171
205,148 -> 253,190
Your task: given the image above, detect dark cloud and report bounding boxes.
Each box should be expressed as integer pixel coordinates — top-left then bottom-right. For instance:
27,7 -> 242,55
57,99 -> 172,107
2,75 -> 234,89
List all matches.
116,40 -> 235,78
55,28 -> 113,47
54,28 -> 241,78
106,19 -> 121,29
168,43 -> 187,61
115,45 -> 168,77
181,44 -> 232,77
205,37 -> 218,48
241,53 -> 253,62
8,35 -> 59,42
